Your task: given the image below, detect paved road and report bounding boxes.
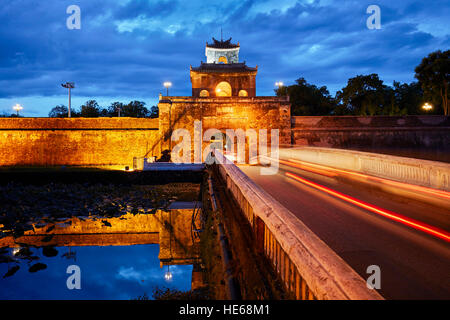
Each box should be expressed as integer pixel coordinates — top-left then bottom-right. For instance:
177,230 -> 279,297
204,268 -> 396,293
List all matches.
239,161 -> 450,300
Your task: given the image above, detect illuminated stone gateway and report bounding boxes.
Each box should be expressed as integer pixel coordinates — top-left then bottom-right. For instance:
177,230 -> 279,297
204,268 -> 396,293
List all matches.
159,37 -> 292,158
0,38 -> 447,167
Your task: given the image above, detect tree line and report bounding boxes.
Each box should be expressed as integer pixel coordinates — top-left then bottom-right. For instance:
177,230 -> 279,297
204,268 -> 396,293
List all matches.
48,100 -> 158,118
276,50 -> 449,116
2,50 -> 446,118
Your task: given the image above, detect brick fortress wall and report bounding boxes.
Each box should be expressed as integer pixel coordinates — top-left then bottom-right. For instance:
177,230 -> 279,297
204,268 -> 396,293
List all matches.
1,114 -> 448,166
291,115 -> 450,162
0,118 -> 160,167
157,96 -> 292,161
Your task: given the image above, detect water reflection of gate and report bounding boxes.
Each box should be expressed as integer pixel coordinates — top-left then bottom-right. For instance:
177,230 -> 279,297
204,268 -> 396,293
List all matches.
0,202 -> 202,268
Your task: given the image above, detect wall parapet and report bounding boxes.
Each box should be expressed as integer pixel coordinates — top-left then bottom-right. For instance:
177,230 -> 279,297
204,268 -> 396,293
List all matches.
0,118 -> 161,167
0,117 -> 159,129
290,115 -> 450,162
291,115 -> 450,128
160,96 -> 290,104
213,151 -> 383,300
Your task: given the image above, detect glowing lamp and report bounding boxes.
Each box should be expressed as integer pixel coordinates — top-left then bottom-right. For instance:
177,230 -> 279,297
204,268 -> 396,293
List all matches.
163,82 -> 172,96
422,103 -> 433,111
13,104 -> 23,116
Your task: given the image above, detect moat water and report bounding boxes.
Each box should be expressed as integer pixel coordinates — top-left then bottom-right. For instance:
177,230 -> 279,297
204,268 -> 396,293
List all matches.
0,244 -> 193,300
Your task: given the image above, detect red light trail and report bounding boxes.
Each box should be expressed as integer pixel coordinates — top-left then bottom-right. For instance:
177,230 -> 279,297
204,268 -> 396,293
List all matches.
285,158 -> 450,200
285,171 -> 450,243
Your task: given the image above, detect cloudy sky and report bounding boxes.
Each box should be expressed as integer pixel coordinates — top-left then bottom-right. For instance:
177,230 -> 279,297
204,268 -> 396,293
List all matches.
0,0 -> 448,116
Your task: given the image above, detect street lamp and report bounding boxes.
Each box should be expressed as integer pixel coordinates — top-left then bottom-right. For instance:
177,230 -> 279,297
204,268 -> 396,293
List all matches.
422,102 -> 433,111
13,104 -> 23,116
163,82 -> 172,96
61,82 -> 75,117
275,81 -> 285,97
275,81 -> 284,88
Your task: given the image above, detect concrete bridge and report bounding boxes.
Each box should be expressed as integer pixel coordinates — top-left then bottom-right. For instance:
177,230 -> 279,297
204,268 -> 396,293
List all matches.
211,148 -> 450,300
127,147 -> 448,299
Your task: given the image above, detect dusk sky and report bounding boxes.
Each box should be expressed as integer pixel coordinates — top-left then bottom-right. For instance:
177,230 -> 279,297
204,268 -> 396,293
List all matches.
1,0 -> 449,116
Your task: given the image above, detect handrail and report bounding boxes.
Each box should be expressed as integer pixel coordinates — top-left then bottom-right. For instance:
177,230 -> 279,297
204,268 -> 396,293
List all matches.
279,146 -> 450,191
213,151 -> 384,300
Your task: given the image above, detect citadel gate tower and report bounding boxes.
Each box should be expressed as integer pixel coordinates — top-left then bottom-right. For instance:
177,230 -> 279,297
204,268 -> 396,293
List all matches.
157,37 -> 291,160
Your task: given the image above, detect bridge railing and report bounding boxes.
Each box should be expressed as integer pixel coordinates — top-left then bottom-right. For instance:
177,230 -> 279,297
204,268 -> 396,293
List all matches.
279,146 -> 450,191
212,151 -> 383,300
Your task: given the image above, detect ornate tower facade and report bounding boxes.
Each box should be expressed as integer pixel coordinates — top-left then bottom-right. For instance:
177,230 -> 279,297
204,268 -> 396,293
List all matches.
190,37 -> 257,98
205,37 -> 240,64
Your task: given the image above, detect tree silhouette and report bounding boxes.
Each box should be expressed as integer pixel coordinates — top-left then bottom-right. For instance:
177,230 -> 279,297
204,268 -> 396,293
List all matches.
121,101 -> 150,117
48,105 -> 68,118
336,74 -> 388,116
80,100 -> 101,117
275,78 -> 337,116
415,50 -> 449,115
392,81 -> 425,115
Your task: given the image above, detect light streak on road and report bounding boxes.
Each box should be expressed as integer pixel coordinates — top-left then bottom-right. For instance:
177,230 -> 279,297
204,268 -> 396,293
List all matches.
276,158 -> 337,177
285,171 -> 450,243
285,158 -> 450,200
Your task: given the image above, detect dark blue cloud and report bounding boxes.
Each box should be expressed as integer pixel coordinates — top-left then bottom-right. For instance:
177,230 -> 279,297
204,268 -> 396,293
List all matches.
113,0 -> 179,20
0,0 -> 448,116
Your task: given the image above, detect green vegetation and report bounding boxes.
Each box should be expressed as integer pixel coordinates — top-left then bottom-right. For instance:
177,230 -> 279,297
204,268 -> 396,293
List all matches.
276,49 -> 449,116
414,50 -> 449,115
276,78 -> 336,116
48,100 -> 159,118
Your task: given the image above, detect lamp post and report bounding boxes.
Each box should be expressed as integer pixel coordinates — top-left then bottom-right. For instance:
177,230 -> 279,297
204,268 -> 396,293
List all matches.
422,102 -> 433,111
61,82 -> 75,117
163,82 -> 172,96
13,104 -> 23,116
167,99 -> 173,151
275,81 -> 284,97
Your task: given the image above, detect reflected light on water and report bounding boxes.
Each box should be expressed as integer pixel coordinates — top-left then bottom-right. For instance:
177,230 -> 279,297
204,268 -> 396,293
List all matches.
164,272 -> 173,281
164,265 -> 173,281
11,247 -> 20,256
